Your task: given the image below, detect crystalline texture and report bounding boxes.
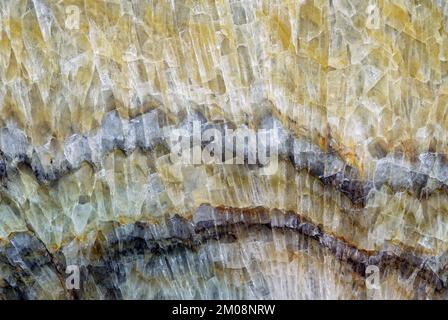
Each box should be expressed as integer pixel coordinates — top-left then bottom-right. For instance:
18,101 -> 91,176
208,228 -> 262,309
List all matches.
0,0 -> 448,300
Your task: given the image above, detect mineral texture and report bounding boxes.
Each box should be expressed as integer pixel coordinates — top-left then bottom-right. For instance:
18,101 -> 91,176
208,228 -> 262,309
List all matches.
1,0 -> 448,300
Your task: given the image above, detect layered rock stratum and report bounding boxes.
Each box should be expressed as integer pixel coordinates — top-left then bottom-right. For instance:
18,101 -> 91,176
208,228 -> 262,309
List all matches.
1,0 -> 448,299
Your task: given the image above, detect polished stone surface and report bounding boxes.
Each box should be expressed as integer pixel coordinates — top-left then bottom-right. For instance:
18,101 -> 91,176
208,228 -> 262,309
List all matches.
1,0 -> 448,299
